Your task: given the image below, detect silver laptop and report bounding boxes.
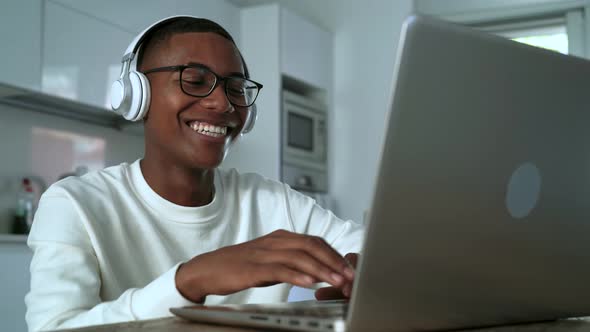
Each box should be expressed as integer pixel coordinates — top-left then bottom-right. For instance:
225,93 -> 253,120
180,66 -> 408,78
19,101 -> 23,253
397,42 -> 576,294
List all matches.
171,14 -> 590,332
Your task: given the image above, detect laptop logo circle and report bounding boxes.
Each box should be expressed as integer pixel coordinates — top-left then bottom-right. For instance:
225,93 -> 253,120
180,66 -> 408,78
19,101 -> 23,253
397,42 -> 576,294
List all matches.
505,163 -> 541,219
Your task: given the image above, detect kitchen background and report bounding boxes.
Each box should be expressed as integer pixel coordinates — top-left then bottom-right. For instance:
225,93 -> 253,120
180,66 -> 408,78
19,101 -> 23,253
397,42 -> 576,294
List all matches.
2,0 -> 590,331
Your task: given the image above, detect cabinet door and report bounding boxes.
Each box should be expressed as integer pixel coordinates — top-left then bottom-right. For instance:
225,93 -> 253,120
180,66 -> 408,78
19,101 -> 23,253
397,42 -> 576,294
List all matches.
0,241 -> 32,332
51,0 -> 242,42
280,9 -> 332,90
43,2 -> 133,109
0,0 -> 42,91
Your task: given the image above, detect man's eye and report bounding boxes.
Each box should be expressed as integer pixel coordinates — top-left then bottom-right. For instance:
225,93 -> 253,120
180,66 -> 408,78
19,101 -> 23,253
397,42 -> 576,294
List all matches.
228,87 -> 245,96
183,79 -> 207,86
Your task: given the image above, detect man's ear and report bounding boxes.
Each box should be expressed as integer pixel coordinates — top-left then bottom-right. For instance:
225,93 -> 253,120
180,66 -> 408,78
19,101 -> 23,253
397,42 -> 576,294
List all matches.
240,104 -> 257,135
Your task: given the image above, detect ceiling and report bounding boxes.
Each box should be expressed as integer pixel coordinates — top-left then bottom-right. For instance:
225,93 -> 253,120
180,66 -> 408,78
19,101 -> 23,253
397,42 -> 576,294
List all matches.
226,0 -> 338,32
227,0 -> 275,7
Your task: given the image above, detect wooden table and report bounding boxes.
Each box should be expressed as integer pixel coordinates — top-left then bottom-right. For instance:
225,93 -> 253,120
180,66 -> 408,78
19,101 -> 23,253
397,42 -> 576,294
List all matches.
54,317 -> 590,332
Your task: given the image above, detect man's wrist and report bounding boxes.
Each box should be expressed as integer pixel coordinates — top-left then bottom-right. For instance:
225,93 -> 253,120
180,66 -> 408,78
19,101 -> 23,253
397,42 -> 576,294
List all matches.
175,262 -> 206,304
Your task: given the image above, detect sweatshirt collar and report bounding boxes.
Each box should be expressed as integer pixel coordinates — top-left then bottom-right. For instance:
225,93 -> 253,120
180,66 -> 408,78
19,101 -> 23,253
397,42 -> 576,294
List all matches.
127,159 -> 224,223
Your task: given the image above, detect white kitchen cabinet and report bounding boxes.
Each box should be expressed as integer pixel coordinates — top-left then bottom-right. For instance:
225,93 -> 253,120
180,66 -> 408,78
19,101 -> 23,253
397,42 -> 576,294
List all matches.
0,237 -> 32,332
0,0 -> 42,92
50,0 -> 242,44
280,8 -> 332,90
43,1 -> 134,109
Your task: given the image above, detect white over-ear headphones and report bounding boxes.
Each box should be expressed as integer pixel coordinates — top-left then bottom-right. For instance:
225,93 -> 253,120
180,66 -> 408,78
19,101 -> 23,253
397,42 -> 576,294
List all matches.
110,15 -> 257,134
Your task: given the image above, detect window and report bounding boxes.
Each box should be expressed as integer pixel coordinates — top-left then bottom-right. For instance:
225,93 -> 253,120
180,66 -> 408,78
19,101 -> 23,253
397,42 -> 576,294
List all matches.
415,1 -> 588,58
501,25 -> 568,54
478,17 -> 570,55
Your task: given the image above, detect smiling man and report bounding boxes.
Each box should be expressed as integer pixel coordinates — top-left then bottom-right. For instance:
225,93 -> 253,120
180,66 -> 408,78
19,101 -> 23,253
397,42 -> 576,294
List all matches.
24,17 -> 364,332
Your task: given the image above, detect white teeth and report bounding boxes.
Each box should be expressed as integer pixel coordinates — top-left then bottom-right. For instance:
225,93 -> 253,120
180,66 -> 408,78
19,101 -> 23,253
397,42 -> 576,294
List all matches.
188,121 -> 228,136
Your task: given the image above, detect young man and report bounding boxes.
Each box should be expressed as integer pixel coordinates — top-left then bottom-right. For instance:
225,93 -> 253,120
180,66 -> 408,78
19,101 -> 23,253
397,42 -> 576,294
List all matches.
25,17 -> 364,332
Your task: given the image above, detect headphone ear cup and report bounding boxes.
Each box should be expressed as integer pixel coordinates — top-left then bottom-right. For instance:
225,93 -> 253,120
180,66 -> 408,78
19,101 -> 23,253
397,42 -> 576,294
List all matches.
131,71 -> 151,121
125,71 -> 151,121
110,78 -> 126,112
241,103 -> 257,134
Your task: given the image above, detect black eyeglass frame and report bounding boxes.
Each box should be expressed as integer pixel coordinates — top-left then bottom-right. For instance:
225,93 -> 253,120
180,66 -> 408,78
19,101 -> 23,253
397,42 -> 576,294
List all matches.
143,64 -> 263,107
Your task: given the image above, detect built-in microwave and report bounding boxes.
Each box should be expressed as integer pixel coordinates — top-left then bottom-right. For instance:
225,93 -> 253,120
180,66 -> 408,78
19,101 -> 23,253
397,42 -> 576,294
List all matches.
281,90 -> 328,192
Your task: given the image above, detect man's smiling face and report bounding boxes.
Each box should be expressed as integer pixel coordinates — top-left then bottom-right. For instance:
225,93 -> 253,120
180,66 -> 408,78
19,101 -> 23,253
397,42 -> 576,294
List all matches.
141,32 -> 248,170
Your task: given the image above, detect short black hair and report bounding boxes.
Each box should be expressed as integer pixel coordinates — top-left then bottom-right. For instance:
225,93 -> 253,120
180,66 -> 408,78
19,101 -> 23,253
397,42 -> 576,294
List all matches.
136,17 -> 249,77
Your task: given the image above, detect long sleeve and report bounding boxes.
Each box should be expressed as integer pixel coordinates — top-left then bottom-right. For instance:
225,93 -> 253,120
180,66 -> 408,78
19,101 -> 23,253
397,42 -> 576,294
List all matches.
282,184 -> 365,255
25,194 -> 194,332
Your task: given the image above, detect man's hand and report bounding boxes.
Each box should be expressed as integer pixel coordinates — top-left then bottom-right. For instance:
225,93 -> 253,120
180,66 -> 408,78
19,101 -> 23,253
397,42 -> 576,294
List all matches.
315,253 -> 359,300
174,229 -> 355,303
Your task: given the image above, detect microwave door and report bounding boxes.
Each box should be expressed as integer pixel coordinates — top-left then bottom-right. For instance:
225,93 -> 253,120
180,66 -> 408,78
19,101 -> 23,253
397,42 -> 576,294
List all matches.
288,112 -> 314,152
283,103 -> 327,171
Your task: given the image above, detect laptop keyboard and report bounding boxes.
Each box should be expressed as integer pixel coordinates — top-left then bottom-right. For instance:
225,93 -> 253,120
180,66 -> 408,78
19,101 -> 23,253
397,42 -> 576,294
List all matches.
240,301 -> 348,318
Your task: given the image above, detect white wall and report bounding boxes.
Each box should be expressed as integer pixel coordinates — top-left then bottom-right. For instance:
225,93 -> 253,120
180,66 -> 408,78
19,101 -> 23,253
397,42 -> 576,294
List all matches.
328,1 -> 414,223
221,5 -> 282,180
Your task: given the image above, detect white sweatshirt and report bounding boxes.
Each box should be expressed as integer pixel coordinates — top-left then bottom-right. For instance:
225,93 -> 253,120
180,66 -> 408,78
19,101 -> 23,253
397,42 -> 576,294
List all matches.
25,160 -> 364,331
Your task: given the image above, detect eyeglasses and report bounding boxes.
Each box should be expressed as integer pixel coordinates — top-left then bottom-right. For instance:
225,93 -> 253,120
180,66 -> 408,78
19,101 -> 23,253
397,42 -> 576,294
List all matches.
143,64 -> 263,107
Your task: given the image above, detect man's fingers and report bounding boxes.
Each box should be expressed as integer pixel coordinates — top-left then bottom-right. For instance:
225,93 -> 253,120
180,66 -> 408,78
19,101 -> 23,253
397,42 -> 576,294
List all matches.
301,236 -> 352,280
262,249 -> 345,286
315,286 -> 346,301
270,233 -> 353,281
344,253 -> 359,269
343,282 -> 353,297
255,264 -> 315,288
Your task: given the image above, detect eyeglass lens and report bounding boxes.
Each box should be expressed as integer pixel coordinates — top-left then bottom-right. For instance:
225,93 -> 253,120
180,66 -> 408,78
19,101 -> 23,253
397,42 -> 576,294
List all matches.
181,66 -> 259,107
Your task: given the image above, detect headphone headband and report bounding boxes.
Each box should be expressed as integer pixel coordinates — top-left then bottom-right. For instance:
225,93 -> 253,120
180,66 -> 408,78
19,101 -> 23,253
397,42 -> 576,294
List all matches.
121,15 -> 196,66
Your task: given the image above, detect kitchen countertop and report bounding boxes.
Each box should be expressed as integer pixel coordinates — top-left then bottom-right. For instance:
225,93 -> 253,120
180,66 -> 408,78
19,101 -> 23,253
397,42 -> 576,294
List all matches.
0,233 -> 28,243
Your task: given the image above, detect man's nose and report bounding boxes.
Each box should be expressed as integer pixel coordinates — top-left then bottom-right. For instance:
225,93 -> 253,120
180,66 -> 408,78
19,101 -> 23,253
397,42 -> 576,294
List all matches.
200,83 -> 233,113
